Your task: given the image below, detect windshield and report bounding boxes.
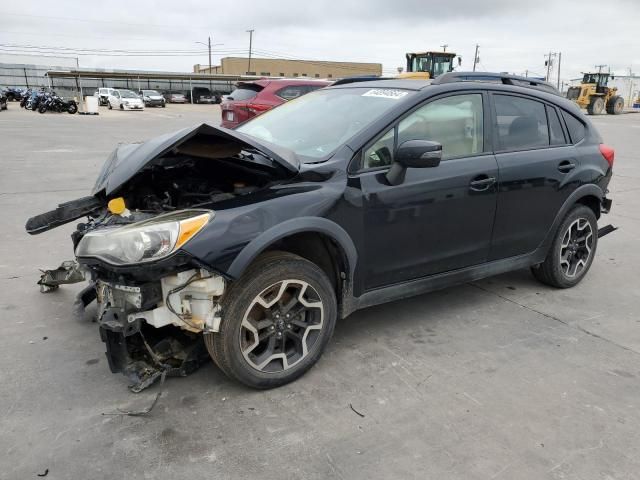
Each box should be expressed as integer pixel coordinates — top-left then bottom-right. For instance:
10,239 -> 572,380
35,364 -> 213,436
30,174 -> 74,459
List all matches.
120,90 -> 139,99
143,90 -> 160,96
237,87 -> 414,160
583,73 -> 607,85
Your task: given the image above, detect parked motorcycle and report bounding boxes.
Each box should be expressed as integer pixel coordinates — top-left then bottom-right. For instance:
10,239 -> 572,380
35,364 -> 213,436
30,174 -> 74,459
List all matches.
19,89 -> 33,108
29,90 -> 48,111
38,93 -> 78,114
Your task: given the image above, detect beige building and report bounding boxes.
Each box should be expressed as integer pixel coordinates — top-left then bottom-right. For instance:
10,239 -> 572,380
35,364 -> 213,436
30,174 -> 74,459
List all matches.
194,57 -> 382,79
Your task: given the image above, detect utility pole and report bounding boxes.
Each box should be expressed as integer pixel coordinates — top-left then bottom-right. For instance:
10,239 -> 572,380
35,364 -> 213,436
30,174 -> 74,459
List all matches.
246,29 -> 255,74
595,64 -> 607,75
544,52 -> 556,82
628,66 -> 634,106
207,36 -> 212,74
472,44 -> 479,72
557,52 -> 562,90
440,44 -> 448,52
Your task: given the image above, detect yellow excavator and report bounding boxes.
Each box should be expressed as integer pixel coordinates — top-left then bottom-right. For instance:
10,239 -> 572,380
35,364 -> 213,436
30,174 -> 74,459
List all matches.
398,51 -> 461,80
566,72 -> 624,115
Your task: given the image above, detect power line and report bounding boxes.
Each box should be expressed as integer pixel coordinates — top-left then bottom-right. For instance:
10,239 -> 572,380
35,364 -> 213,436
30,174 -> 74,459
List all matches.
0,43 -> 211,54
0,48 -> 225,58
8,12 -> 212,31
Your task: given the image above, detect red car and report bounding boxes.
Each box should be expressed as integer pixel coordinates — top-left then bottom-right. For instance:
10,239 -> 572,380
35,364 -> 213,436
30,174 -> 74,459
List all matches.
220,78 -> 331,128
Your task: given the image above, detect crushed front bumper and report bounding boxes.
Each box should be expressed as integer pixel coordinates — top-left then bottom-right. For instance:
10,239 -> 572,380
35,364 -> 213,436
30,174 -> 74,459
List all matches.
92,268 -> 225,391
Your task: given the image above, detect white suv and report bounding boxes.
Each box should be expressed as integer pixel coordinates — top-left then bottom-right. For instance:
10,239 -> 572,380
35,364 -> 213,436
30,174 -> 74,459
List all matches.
107,89 -> 144,111
94,88 -> 116,106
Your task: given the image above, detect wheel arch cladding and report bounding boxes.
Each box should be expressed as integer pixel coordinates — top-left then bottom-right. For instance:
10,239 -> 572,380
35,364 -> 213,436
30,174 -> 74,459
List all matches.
226,217 -> 358,315
539,184 -> 604,252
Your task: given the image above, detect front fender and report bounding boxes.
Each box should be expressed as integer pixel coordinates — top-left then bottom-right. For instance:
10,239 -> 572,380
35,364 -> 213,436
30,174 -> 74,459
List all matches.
226,216 -> 358,281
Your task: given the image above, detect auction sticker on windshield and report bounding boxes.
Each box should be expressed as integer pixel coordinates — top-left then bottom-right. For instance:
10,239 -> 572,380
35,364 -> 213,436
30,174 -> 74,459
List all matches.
362,89 -> 409,100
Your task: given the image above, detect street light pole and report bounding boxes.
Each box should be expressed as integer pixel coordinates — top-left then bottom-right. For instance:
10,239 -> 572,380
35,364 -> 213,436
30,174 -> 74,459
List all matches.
246,29 -> 255,74
195,38 -> 223,74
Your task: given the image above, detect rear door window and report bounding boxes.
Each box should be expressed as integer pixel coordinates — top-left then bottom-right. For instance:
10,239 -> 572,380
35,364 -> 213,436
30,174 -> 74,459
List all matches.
494,95 -> 549,151
560,110 -> 586,144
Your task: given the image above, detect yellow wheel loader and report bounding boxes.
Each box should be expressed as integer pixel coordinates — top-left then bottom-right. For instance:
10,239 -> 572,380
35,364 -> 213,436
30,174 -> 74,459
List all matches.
566,72 -> 624,115
398,51 -> 460,80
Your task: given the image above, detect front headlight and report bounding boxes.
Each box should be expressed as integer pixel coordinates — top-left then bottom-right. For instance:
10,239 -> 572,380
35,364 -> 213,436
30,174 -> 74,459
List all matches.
76,210 -> 212,265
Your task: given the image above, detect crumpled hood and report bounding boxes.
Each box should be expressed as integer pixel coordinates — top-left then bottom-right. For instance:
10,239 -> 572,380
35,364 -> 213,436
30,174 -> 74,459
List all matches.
92,123 -> 300,196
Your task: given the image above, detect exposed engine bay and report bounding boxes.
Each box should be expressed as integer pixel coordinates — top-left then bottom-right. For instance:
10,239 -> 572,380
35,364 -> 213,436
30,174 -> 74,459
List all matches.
26,123 -> 299,392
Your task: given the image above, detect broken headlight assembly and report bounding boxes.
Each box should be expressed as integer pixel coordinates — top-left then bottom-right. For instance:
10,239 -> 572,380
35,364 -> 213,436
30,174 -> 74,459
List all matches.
76,210 -> 212,265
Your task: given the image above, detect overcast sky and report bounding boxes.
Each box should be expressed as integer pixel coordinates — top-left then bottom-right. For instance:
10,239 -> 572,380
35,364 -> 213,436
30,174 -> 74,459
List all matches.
1,0 -> 639,83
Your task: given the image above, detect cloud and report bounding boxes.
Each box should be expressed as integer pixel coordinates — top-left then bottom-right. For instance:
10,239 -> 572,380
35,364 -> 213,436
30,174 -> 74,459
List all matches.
1,0 -> 638,80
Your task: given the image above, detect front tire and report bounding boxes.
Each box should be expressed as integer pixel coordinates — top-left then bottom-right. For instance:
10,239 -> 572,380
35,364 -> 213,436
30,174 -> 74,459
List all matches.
587,96 -> 605,115
108,102 -> 112,110
531,205 -> 598,288
606,95 -> 624,115
205,251 -> 337,389
67,103 -> 77,114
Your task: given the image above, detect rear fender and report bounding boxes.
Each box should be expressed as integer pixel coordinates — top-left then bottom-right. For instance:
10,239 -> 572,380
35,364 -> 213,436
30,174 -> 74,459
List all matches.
537,184 -> 604,254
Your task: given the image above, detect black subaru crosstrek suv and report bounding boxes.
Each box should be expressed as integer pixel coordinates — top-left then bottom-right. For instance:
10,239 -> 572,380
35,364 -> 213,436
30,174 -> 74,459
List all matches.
27,72 -> 614,391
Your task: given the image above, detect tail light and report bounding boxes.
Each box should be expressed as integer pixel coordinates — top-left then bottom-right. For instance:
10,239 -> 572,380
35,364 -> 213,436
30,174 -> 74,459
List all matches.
247,103 -> 272,115
599,144 -> 615,167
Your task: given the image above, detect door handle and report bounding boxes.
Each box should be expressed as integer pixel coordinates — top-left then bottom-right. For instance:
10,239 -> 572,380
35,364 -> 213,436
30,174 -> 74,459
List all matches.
470,175 -> 496,191
558,160 -> 576,173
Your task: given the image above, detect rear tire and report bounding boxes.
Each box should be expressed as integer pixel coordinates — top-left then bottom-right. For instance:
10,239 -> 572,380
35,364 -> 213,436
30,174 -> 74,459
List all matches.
205,251 -> 337,389
67,103 -> 77,114
606,95 -> 624,115
587,96 -> 605,115
38,105 -> 47,114
531,205 -> 598,288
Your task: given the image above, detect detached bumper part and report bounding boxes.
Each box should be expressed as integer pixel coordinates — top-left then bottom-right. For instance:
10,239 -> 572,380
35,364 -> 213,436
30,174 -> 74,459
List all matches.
38,260 -> 86,293
96,268 -> 225,392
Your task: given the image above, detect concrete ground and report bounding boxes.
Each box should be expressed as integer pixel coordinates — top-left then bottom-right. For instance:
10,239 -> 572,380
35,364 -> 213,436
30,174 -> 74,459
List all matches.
1,103 -> 639,480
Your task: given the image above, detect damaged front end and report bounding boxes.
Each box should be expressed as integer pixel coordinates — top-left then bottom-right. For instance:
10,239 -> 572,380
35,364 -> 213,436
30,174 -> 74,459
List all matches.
95,268 -> 225,392
26,123 -> 298,391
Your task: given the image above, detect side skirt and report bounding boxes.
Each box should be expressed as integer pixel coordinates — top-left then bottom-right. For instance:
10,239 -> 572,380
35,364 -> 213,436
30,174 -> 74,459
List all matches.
352,250 -> 546,312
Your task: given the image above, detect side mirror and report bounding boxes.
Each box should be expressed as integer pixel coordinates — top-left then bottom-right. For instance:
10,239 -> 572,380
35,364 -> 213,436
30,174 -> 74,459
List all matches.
386,140 -> 442,186
458,56 -> 462,67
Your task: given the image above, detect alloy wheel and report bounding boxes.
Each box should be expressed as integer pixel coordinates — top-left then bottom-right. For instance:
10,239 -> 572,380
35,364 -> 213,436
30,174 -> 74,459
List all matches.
559,217 -> 594,278
240,279 -> 324,373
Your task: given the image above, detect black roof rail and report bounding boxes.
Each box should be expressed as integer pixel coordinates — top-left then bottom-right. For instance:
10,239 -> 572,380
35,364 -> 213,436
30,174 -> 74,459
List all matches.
331,76 -> 393,86
432,72 -> 560,95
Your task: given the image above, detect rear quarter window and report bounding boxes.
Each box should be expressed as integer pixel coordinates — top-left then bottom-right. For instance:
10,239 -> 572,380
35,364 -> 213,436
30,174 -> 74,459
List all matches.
561,110 -> 586,144
229,86 -> 262,101
547,106 -> 567,145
